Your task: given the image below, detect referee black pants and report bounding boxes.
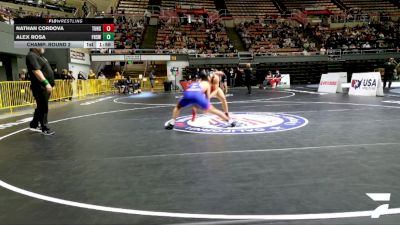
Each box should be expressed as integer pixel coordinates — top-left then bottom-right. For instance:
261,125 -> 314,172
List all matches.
31,87 -> 50,130
383,75 -> 393,88
245,80 -> 252,94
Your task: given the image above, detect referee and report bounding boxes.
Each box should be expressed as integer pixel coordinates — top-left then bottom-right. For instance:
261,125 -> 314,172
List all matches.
26,48 -> 55,135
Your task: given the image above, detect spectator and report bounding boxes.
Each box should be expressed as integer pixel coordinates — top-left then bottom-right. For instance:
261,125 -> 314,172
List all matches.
98,72 -> 106,79
52,68 -> 61,80
19,69 -> 28,81
320,45 -> 326,55
88,69 -> 96,79
144,9 -> 151,25
68,70 -> 75,79
114,16 -> 145,50
115,71 -> 122,80
82,2 -> 89,17
275,69 -> 281,78
149,69 -> 156,92
61,69 -> 73,80
229,68 -> 235,87
77,72 -> 86,80
61,69 -> 74,100
156,19 -> 233,55
263,70 -> 273,88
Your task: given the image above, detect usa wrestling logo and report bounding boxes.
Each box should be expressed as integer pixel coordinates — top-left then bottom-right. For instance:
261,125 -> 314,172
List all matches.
173,112 -> 308,134
352,79 -> 377,90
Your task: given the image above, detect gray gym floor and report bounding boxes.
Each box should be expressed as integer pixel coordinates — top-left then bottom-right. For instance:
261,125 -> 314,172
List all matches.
0,87 -> 399,225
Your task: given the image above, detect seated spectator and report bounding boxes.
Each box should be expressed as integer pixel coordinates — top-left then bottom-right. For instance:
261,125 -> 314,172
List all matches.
18,69 -> 28,81
132,79 -> 142,94
98,72 -> 106,79
114,16 -> 145,50
77,72 -> 86,80
263,71 -> 273,88
320,45 -> 327,55
156,19 -> 234,55
88,70 -> 96,79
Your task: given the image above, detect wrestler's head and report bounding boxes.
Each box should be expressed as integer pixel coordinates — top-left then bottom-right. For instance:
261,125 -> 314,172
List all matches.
199,71 -> 208,81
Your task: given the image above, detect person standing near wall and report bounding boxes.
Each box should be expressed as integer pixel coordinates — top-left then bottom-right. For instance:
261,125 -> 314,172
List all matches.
149,69 -> 156,92
383,58 -> 396,89
244,63 -> 252,95
229,68 -> 235,88
26,48 -> 55,135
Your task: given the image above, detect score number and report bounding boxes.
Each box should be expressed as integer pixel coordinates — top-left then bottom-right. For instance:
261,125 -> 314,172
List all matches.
102,24 -> 115,41
102,24 -> 114,32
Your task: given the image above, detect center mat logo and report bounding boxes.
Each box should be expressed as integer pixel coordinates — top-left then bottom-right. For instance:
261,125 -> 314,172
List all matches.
174,112 -> 308,134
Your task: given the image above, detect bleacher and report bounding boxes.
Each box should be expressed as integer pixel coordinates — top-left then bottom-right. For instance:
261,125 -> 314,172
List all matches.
280,0 -> 341,13
225,0 -> 279,16
237,21 -> 313,54
161,0 -> 216,11
340,0 -> 400,13
155,23 -> 229,52
116,0 -> 150,14
0,0 -> 77,13
113,16 -> 145,49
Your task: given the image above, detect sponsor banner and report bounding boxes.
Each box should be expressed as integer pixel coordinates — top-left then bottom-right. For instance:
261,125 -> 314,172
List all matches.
349,72 -> 384,97
125,55 -> 141,61
70,49 -> 90,65
277,74 -> 290,88
173,112 -> 308,134
70,50 -> 85,61
318,73 -> 343,93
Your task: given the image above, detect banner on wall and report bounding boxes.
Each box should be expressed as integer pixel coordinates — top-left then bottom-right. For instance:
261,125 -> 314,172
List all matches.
70,50 -> 85,61
166,61 -> 189,88
70,49 -> 90,65
349,72 -> 384,97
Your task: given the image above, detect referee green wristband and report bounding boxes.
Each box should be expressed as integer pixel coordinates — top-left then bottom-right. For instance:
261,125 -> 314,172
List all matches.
42,79 -> 50,86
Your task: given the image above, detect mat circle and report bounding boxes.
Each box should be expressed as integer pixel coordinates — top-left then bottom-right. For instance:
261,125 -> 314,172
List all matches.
173,112 -> 308,134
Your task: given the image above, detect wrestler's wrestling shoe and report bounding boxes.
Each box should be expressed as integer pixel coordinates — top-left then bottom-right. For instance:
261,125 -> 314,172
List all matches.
164,120 -> 175,130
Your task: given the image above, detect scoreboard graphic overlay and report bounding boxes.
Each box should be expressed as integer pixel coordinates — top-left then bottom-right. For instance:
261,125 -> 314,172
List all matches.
14,18 -> 115,48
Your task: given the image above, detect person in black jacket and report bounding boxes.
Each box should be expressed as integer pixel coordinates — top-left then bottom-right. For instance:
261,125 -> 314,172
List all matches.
383,58 -> 396,88
244,63 -> 252,95
26,48 -> 55,135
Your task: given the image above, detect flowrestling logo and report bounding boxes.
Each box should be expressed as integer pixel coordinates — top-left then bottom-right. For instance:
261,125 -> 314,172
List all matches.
351,79 -> 377,90
173,112 -> 308,134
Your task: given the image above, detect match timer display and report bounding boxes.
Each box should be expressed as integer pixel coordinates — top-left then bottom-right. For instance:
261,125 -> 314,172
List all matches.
14,18 -> 115,48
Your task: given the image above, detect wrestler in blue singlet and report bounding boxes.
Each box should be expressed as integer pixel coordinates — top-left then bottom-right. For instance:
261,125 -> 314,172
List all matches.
178,82 -> 210,110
